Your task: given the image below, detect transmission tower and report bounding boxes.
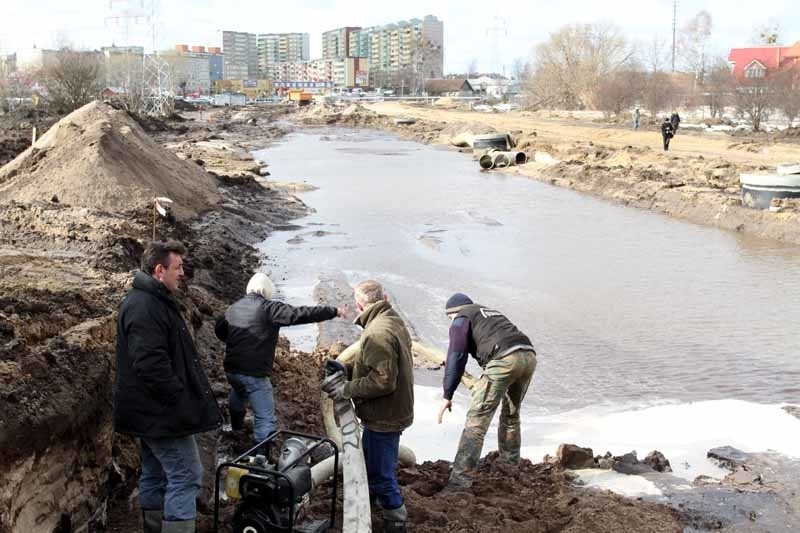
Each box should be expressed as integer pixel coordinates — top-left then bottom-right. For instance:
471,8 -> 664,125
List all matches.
671,0 -> 677,72
486,17 -> 507,76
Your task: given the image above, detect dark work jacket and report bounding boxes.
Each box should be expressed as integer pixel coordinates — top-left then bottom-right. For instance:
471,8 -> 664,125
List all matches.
215,293 -> 337,377
114,271 -> 222,438
455,303 -> 534,367
343,300 -> 414,433
661,122 -> 675,138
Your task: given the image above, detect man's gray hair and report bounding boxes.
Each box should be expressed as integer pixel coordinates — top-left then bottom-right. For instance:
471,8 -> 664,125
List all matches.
354,280 -> 383,306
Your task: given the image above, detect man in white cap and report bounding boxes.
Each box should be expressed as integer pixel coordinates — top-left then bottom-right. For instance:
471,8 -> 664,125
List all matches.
215,272 -> 346,449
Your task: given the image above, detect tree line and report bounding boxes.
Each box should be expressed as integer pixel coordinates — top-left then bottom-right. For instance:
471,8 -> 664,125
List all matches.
521,15 -> 799,131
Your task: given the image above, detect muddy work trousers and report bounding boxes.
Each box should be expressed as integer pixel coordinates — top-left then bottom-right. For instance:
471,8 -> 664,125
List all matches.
450,349 -> 537,484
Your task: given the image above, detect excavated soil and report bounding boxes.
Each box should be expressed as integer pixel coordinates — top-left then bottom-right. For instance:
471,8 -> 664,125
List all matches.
1,102 -> 695,532
0,108 -> 59,167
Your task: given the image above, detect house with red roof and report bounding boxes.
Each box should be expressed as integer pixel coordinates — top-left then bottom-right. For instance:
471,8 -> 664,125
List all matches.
728,42 -> 800,80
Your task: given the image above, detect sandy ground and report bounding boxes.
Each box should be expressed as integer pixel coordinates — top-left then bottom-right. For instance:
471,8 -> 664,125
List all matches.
365,102 -> 800,166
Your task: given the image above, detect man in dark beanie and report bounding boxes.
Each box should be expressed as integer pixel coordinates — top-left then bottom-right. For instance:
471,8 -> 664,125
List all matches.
437,293 -> 537,488
114,241 -> 222,533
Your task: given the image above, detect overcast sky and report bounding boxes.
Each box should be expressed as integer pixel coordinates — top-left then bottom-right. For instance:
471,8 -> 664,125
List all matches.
2,0 -> 799,74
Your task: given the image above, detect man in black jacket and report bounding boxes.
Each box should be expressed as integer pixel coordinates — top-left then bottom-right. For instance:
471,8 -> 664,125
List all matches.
215,273 -> 345,449
437,293 -> 537,488
115,241 -> 222,533
661,118 -> 675,151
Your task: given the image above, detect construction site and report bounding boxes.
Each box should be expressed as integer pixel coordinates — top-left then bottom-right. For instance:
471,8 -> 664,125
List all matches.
0,92 -> 799,533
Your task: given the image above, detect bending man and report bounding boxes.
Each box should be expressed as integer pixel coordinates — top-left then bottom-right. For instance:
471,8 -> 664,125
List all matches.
438,293 -> 537,488
215,272 -> 345,450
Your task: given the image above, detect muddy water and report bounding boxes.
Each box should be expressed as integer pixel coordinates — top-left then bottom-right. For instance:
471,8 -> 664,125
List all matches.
254,129 -> 800,415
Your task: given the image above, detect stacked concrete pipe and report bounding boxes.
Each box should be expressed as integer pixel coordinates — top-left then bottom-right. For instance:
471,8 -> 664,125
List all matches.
478,150 -> 528,170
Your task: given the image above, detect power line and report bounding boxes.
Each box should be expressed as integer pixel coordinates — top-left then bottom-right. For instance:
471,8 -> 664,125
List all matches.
671,0 -> 677,72
486,16 -> 507,75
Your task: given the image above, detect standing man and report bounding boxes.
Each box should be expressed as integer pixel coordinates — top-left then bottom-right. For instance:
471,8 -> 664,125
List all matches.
324,280 -> 414,533
661,117 -> 675,151
632,108 -> 641,130
115,241 -> 222,533
215,272 -> 346,450
437,293 -> 537,489
670,110 -> 681,134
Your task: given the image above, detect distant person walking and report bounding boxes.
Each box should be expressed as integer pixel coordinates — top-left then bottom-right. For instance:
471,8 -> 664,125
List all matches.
661,118 -> 675,151
632,108 -> 640,130
670,111 -> 681,134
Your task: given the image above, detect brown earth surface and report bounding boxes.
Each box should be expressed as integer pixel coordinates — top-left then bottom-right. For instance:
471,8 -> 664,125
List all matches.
0,102 -> 719,533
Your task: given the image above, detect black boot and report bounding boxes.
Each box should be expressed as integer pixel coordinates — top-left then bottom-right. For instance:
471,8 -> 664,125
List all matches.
142,509 -> 163,533
230,409 -> 245,431
383,504 -> 407,533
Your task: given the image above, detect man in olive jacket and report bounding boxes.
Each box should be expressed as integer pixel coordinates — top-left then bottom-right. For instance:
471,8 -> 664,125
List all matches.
325,280 -> 414,533
115,241 -> 222,533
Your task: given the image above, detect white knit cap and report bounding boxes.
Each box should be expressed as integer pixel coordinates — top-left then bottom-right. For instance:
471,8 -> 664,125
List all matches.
246,272 -> 275,299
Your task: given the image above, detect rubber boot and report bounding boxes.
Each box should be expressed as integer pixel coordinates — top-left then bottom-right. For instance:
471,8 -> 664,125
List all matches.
382,504 -> 407,533
161,519 -> 195,533
142,509 -> 163,533
229,409 -> 246,431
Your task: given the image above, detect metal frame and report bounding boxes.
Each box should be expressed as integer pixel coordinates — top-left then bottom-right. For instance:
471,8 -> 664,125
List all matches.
213,430 -> 339,533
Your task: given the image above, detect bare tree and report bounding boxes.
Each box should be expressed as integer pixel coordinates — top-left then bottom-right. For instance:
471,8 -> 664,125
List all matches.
595,70 -> 643,118
410,37 -> 442,95
511,57 -> 529,81
642,34 -> 670,73
732,76 -> 777,131
703,57 -> 733,119
773,65 -> 800,126
679,10 -> 713,86
41,48 -> 103,113
751,22 -> 780,45
467,58 -> 478,77
643,71 -> 676,117
530,22 -> 634,109
103,51 -> 145,111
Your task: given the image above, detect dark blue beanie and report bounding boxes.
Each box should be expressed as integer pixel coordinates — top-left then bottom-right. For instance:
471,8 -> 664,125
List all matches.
445,293 -> 473,314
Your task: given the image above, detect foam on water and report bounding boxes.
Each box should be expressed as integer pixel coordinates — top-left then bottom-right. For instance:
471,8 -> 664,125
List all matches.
404,386 -> 800,494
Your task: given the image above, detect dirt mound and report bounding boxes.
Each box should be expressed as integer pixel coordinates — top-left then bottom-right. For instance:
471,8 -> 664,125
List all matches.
0,101 -> 220,219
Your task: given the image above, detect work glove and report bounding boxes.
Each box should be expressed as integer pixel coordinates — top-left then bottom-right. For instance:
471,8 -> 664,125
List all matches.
323,373 -> 347,401
321,359 -> 348,401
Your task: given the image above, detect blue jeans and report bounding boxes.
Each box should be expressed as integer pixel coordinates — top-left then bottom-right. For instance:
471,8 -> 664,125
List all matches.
226,372 -> 277,444
362,428 -> 403,510
139,435 -> 203,521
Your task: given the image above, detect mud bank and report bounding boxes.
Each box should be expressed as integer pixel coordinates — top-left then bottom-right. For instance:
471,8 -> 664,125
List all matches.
298,103 -> 800,245
0,103 -> 308,532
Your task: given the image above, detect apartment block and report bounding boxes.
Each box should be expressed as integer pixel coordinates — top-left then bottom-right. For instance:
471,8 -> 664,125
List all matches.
348,15 -> 443,78
258,33 -> 310,76
222,31 -> 258,80
322,27 -> 361,60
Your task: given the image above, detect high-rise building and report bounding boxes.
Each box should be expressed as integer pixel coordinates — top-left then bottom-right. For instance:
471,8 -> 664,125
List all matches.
258,33 -> 310,77
348,15 -> 443,79
222,31 -> 257,80
322,27 -> 361,60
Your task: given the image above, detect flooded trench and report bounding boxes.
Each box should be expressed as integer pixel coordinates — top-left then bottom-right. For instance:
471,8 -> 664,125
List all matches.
250,129 -> 800,529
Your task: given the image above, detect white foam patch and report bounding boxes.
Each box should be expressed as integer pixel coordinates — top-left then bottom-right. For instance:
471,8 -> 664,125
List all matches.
571,469 -> 663,497
404,388 -> 800,496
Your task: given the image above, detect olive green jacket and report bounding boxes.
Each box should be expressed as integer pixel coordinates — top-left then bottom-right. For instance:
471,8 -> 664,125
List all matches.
343,300 -> 414,432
